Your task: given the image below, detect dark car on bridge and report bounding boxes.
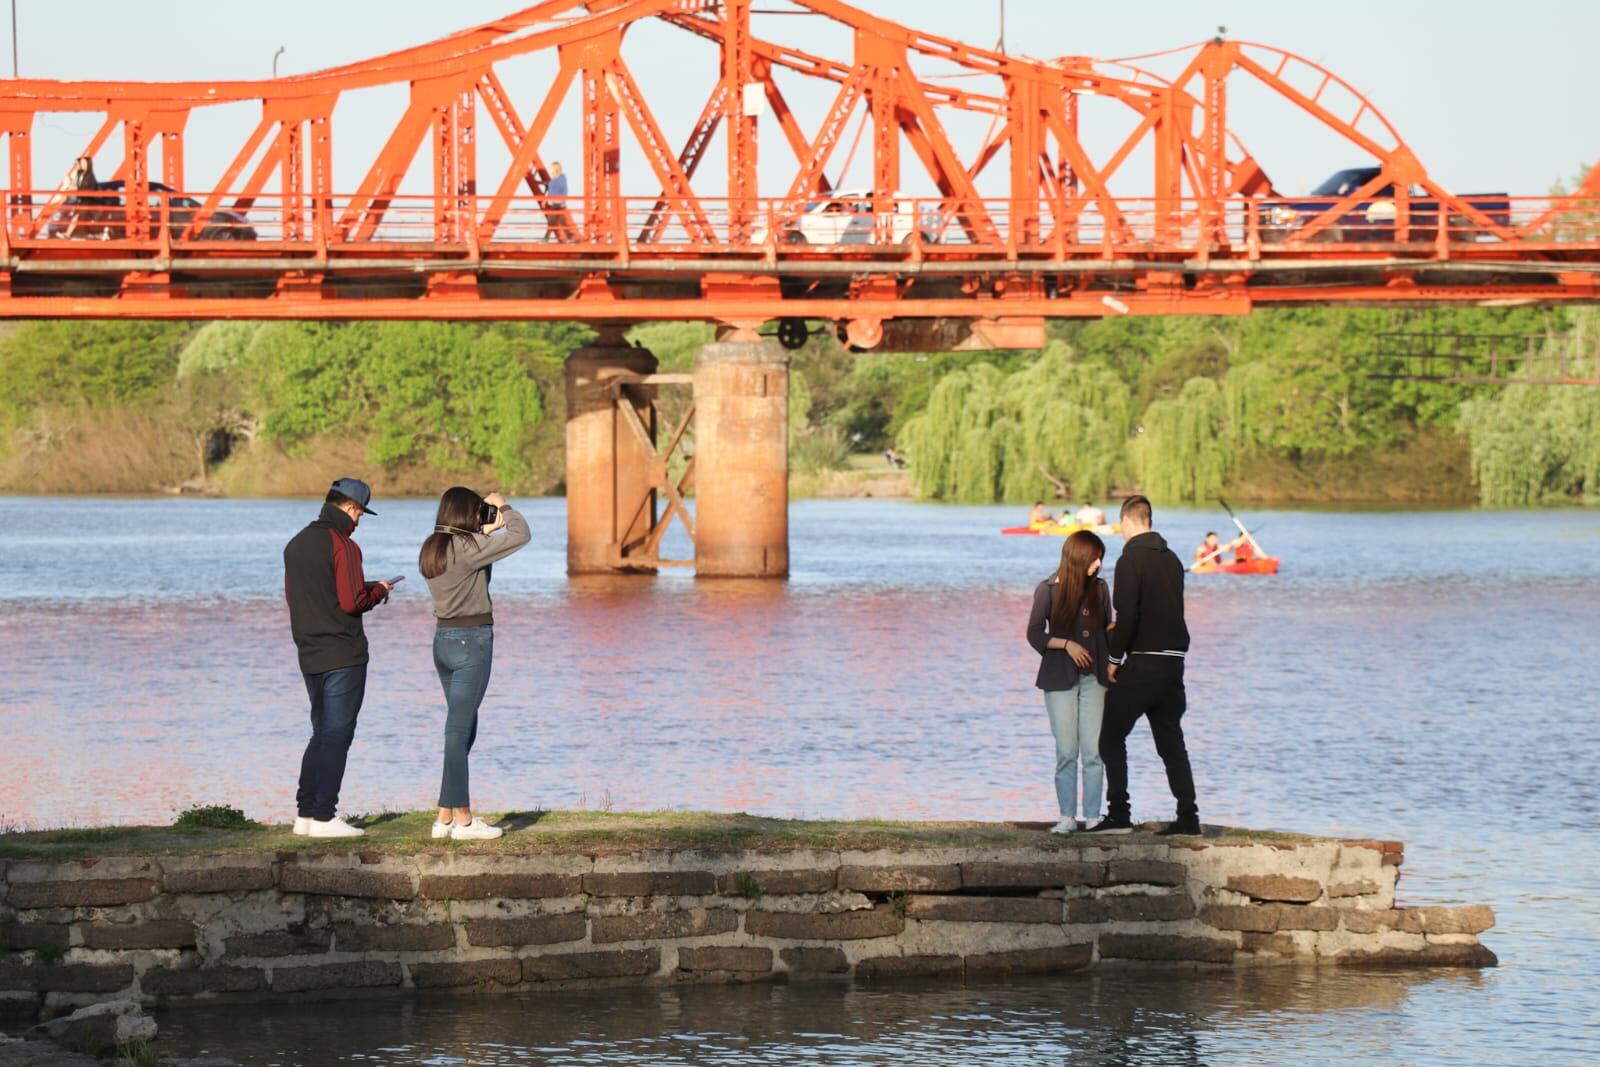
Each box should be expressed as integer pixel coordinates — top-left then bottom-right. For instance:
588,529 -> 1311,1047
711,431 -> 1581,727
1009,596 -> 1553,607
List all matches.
1262,166 -> 1510,243
46,180 -> 257,241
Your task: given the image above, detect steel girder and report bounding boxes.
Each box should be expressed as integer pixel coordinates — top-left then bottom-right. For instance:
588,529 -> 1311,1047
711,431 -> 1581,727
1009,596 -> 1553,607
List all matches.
0,0 -> 1595,331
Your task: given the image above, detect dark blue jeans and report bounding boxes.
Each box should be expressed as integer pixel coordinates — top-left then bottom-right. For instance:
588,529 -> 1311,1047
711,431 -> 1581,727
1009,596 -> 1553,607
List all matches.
435,626 -> 493,808
296,663 -> 367,821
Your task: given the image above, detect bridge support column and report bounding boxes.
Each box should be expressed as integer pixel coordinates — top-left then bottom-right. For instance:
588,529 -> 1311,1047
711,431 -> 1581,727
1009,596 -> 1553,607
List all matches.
564,333 -> 658,576
692,338 -> 789,579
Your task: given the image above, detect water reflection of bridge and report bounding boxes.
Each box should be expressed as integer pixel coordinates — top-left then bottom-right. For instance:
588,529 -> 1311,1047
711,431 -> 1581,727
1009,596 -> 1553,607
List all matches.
3,0 -> 1596,575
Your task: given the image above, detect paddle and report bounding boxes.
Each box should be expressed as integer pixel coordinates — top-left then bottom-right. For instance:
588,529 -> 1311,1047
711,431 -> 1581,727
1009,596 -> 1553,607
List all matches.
1218,498 -> 1269,559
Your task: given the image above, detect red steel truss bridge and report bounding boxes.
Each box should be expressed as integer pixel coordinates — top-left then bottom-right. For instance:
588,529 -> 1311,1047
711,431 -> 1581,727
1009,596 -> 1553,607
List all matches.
1,0 -> 1597,348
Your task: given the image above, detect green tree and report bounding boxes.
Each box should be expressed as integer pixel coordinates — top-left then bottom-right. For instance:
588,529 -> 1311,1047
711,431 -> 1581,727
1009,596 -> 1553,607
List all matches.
255,322 -> 545,487
176,321 -> 262,378
900,345 -> 1132,502
1458,309 -> 1600,505
1133,377 -> 1230,503
0,321 -> 191,417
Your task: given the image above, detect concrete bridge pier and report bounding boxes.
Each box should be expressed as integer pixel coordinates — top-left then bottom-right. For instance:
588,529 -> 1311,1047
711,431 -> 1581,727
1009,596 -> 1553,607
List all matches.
693,336 -> 790,578
564,331 -> 659,575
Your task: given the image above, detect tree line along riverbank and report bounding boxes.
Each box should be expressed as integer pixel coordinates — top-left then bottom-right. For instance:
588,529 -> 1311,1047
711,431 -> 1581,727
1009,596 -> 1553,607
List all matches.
0,306 -> 1593,507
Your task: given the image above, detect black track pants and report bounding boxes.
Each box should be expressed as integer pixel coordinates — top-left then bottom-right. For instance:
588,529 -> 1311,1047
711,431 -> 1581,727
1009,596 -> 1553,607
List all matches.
1100,655 -> 1198,820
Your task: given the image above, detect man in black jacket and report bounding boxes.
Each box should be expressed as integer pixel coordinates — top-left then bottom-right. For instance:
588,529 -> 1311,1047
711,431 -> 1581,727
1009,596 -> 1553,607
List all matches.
283,478 -> 393,839
1087,495 -> 1201,836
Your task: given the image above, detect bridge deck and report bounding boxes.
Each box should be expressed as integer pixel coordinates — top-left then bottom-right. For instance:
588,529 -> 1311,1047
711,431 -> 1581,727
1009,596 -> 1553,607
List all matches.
4,192 -> 1597,322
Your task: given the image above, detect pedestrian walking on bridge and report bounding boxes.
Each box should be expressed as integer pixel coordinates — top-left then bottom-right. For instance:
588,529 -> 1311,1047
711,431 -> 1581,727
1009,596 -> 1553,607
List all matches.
543,162 -> 569,242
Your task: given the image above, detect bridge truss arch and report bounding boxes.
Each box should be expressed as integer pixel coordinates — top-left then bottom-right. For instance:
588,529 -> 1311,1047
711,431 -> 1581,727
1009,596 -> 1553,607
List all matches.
0,0 -> 1594,336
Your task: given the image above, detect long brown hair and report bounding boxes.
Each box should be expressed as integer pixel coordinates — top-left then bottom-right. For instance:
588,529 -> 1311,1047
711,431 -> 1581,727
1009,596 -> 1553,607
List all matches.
1050,530 -> 1107,633
419,486 -> 484,579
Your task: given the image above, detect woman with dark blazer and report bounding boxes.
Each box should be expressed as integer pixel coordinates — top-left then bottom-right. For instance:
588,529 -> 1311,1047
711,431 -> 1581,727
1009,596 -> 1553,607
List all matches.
1026,530 -> 1112,834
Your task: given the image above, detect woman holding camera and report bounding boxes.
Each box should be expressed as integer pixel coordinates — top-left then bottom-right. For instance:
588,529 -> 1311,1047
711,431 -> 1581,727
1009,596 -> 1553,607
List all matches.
418,487 -> 531,840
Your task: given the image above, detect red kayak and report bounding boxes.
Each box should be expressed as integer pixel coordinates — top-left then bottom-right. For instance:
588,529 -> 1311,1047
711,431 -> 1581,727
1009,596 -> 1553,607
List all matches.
1194,557 -> 1280,575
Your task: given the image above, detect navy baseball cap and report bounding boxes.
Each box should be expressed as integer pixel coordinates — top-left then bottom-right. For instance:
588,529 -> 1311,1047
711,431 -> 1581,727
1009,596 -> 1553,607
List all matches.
330,477 -> 376,514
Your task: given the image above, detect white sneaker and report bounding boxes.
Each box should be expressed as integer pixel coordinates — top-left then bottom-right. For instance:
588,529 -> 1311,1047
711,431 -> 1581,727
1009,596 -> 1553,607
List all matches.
293,817 -> 311,836
1049,818 -> 1078,835
308,816 -> 366,839
430,820 -> 453,840
449,817 -> 503,841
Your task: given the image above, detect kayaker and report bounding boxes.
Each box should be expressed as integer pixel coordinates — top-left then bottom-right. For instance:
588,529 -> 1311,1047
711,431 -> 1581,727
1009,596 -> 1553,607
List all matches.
1193,532 -> 1222,566
1029,502 -> 1053,526
1075,501 -> 1107,526
1026,530 -> 1112,835
1233,538 -> 1255,564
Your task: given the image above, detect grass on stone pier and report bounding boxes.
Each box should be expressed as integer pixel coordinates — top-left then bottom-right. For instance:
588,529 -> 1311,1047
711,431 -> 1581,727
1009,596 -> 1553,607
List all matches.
0,809 -> 1312,861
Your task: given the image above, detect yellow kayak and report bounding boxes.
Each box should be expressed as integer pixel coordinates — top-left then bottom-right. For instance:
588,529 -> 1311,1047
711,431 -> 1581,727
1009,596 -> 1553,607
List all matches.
1001,521 -> 1121,537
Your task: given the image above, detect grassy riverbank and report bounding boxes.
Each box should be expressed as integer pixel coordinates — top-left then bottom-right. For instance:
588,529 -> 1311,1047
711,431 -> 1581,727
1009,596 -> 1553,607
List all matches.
0,810 -> 1313,862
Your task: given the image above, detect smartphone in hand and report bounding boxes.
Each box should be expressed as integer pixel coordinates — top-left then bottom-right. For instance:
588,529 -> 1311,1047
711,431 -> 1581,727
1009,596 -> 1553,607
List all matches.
387,575 -> 406,586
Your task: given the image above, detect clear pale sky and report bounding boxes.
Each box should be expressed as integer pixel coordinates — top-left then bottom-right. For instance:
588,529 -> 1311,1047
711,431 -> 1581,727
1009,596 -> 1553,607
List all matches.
9,0 -> 1594,201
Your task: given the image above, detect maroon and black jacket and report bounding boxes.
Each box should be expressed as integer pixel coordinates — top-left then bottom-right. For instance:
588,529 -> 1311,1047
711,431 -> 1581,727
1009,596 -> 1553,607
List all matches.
283,503 -> 388,675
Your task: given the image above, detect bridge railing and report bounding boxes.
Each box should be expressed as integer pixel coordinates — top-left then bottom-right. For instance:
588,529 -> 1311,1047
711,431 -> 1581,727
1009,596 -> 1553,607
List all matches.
6,190 -> 1599,259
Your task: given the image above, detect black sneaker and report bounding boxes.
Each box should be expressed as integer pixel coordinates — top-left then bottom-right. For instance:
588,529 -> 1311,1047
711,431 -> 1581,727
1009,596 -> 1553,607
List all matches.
1156,816 -> 1202,837
1085,815 -> 1134,835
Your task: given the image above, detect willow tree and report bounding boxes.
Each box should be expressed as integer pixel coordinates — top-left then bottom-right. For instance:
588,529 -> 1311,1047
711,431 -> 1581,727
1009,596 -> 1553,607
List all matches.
1221,360 -> 1271,456
1459,386 -> 1599,505
899,345 -> 1133,502
1133,376 -> 1230,503
996,346 -> 1133,502
1458,308 -> 1600,505
900,362 -> 1009,501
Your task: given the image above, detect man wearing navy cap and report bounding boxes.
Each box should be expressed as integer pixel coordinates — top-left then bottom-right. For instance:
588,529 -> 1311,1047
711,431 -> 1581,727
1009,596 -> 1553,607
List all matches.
282,478 -> 395,838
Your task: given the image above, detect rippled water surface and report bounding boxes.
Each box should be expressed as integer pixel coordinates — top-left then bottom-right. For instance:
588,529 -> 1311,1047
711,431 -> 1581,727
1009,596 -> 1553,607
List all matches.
2,497 -> 1597,1064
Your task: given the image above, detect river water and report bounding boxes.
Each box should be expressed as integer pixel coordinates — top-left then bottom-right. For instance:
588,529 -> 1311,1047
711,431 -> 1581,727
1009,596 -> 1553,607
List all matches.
1,497 -> 1597,1064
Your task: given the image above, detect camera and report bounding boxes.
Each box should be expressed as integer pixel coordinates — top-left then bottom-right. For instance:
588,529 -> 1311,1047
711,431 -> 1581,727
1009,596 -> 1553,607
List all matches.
477,502 -> 500,530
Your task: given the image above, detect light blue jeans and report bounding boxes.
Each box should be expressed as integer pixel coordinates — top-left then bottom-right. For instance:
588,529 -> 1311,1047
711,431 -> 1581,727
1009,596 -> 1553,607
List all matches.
1045,673 -> 1106,821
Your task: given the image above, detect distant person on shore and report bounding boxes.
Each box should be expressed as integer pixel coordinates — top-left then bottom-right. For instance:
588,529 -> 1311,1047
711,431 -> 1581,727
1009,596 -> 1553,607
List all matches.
1074,501 -> 1107,527
419,487 -> 531,841
1029,501 -> 1053,526
885,446 -> 905,469
282,478 -> 395,839
1193,531 -> 1222,566
1027,530 -> 1113,834
1088,495 -> 1201,837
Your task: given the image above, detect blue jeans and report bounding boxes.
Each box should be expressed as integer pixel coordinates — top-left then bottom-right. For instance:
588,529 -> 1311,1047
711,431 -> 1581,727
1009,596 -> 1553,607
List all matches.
435,626 -> 494,808
1044,673 -> 1106,821
296,663 -> 367,821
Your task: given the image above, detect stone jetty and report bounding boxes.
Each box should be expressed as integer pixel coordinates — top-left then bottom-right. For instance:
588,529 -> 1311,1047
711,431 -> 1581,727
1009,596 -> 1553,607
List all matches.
0,813 -> 1496,1017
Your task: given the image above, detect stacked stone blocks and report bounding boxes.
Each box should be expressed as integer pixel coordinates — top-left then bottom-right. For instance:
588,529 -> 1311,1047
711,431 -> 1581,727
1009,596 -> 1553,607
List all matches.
0,836 -> 1495,1014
